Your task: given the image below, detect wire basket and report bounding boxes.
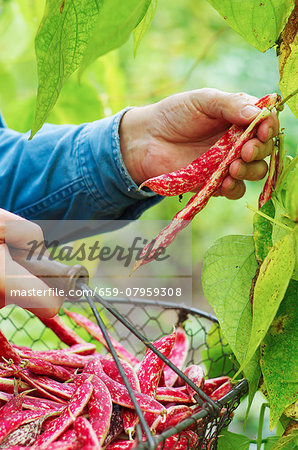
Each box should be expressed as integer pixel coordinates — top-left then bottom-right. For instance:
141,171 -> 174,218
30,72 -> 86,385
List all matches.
0,297 -> 248,449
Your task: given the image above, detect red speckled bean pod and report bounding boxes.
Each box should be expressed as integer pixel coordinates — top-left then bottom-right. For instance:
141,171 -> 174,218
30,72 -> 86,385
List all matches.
156,430 -> 199,450
155,386 -> 192,403
106,439 -> 136,450
163,327 -> 189,387
33,378 -> 93,448
0,391 -> 65,412
101,356 -> 140,392
83,358 -> 165,415
14,347 -> 92,368
139,95 -> 278,197
123,331 -> 176,437
64,309 -> 139,367
25,358 -> 72,382
63,343 -> 97,356
0,330 -> 21,365
74,416 -> 102,449
202,376 -> 230,397
209,380 -> 233,401
151,404 -> 192,434
131,95 -> 278,273
0,393 -> 23,418
0,378 -> 30,394
183,365 -> 205,402
16,370 -> 70,403
0,410 -> 54,444
39,316 -> 87,346
74,373 -> 112,445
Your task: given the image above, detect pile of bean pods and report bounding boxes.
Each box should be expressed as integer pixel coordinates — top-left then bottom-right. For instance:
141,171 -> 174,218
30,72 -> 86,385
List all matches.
0,311 -> 233,449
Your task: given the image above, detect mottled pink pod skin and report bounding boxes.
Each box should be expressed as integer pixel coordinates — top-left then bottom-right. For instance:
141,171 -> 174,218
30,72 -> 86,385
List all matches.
163,327 -> 189,387
123,331 -> 176,436
39,316 -> 87,346
155,386 -> 192,403
156,430 -> 199,450
106,439 -> 136,450
63,343 -> 97,356
64,309 -> 139,367
0,410 -> 51,444
74,416 -> 102,449
26,358 -> 72,382
58,427 -> 80,449
14,347 -> 92,368
203,376 -> 230,397
151,405 -> 192,434
0,394 -> 23,418
18,370 -> 75,401
75,373 -> 112,445
131,94 -> 278,273
0,391 -> 64,412
15,370 -> 68,404
33,379 -> 93,448
183,365 -> 205,401
258,145 -> 277,209
140,95 -> 277,197
209,380 -> 233,401
0,330 -> 21,365
0,378 -> 30,394
101,356 -> 140,392
83,358 -> 165,415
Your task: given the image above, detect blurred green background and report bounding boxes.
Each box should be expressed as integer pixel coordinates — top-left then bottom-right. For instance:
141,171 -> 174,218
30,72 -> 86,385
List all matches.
0,0 -> 296,446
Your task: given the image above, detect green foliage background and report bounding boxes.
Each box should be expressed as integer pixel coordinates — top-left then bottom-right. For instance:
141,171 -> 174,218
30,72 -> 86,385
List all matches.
0,0 -> 297,445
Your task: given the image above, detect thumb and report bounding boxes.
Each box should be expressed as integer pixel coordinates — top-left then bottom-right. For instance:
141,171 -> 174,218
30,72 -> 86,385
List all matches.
194,89 -> 262,126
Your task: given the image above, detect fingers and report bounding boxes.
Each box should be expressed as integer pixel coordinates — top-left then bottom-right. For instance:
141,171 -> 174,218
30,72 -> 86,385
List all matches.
256,111 -> 279,142
216,177 -> 246,200
229,159 -> 268,181
1,245 -> 63,318
193,88 -> 261,126
241,138 -> 273,162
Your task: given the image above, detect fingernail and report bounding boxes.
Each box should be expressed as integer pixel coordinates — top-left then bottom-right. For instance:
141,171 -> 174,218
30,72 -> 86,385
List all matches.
228,178 -> 236,190
267,127 -> 274,140
241,105 -> 260,119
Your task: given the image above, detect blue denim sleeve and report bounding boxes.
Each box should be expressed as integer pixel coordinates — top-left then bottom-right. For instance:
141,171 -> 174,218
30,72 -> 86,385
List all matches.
0,109 -> 163,223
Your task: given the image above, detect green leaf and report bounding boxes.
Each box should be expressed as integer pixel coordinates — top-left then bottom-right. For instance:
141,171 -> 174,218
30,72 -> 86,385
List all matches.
217,429 -> 250,450
31,0 -> 100,137
238,232 -> 295,373
253,199 -> 275,262
279,5 -> 298,119
264,436 -> 296,450
206,0 -> 294,52
272,420 -> 298,449
202,235 -> 260,399
201,323 -> 235,378
285,159 -> 298,222
260,280 -> 298,429
79,0 -> 151,76
133,0 -> 157,56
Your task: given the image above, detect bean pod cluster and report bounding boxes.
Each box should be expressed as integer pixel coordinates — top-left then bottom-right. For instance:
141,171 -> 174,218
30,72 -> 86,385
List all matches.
0,313 -> 233,449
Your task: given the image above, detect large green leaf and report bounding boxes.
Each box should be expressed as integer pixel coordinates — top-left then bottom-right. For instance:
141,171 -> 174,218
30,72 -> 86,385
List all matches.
79,0 -> 151,75
238,232 -> 295,373
253,199 -> 275,262
31,0 -> 100,137
260,280 -> 298,430
217,429 -> 250,450
279,5 -> 298,119
202,235 -> 260,398
133,0 -> 157,56
206,0 -> 294,52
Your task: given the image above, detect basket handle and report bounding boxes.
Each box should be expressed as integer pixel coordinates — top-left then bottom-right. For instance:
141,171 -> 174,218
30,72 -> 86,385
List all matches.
9,247 -> 89,300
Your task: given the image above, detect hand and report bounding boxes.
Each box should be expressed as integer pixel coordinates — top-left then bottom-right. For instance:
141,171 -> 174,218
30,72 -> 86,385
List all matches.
120,88 -> 279,199
0,209 -> 63,318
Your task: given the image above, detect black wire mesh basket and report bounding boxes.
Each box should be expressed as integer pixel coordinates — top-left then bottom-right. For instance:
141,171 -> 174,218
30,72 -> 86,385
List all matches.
0,295 -> 248,450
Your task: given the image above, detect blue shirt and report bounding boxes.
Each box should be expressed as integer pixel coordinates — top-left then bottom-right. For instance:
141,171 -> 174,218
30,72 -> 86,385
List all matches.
0,109 -> 162,228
